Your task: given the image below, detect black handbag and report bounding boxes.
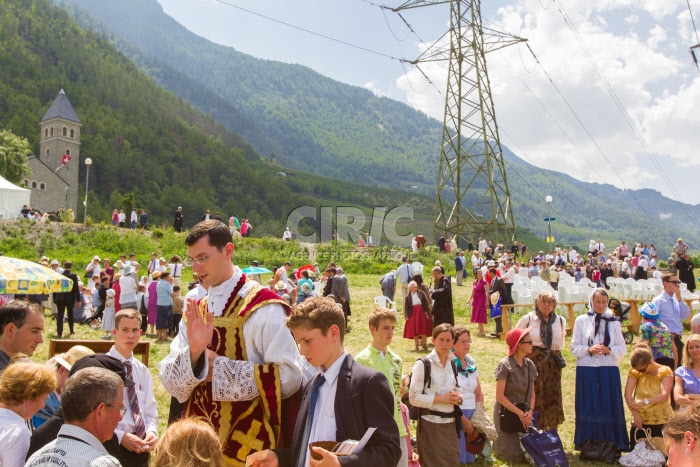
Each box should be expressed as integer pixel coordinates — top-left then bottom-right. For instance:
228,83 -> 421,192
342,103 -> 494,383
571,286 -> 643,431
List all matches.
499,402 -> 528,432
579,439 -> 621,464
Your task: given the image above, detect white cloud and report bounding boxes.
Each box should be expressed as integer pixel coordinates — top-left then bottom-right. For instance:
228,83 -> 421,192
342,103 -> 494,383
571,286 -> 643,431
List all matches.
647,25 -> 667,48
625,14 -> 640,24
395,0 -> 699,203
363,80 -> 384,97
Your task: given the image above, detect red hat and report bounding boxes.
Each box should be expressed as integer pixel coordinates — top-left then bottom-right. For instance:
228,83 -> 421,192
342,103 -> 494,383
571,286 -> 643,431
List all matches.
506,326 -> 533,357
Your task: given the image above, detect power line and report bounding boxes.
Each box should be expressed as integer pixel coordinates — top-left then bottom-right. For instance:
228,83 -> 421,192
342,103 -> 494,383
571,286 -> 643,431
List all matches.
498,48 -> 668,242
211,0 -> 403,61
688,0 -> 700,45
549,0 -> 698,231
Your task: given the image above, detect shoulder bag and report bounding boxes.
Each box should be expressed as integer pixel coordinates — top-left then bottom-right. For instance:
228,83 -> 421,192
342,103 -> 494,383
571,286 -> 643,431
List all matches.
498,363 -> 531,432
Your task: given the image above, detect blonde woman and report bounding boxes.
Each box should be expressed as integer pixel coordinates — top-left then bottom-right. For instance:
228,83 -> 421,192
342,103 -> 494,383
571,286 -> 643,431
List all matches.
0,359 -> 57,466
674,334 -> 700,410
154,418 -> 223,467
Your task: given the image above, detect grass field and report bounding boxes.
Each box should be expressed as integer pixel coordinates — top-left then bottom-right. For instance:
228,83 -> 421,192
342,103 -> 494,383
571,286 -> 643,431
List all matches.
30,271 -> 636,467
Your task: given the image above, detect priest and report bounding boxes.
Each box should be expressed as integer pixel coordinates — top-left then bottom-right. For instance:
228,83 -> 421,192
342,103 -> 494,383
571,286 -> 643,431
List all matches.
159,220 -> 302,465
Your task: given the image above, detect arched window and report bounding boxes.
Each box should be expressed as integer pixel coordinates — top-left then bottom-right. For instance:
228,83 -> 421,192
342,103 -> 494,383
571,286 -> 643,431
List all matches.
50,127 -> 54,136
70,129 -> 75,138
44,129 -> 48,138
46,148 -> 50,156
31,181 -> 37,189
62,127 -> 67,136
40,183 -> 46,190
65,149 -> 71,156
23,180 -> 29,186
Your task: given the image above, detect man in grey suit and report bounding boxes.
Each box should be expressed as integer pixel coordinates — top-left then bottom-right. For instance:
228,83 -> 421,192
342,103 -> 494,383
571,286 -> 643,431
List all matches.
331,267 -> 352,332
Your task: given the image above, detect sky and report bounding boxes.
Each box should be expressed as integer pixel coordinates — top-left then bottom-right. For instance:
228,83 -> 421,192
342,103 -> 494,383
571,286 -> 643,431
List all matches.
156,0 -> 700,205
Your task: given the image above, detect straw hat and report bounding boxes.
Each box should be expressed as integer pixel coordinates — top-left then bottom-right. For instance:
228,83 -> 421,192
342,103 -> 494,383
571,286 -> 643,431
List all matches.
55,345 -> 95,370
275,281 -> 286,291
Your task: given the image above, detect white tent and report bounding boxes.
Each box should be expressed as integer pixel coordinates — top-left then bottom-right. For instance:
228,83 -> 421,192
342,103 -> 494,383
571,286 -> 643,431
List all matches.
0,174 -> 30,220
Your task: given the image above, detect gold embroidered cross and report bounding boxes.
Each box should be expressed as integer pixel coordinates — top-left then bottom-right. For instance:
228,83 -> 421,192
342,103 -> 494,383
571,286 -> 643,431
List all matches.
232,420 -> 263,460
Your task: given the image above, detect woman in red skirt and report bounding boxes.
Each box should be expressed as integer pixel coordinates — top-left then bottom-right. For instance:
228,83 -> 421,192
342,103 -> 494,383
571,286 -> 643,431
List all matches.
403,280 -> 433,351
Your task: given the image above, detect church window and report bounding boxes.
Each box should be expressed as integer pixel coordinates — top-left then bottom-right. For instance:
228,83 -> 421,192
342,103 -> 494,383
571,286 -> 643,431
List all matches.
40,183 -> 46,190
46,148 -> 50,156
50,127 -> 54,136
23,180 -> 28,187
44,129 -> 48,138
62,127 -> 67,136
66,149 -> 71,156
31,181 -> 37,189
70,129 -> 75,138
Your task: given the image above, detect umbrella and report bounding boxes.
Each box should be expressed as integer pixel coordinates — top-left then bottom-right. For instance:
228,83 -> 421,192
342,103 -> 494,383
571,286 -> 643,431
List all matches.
0,256 -> 74,295
296,264 -> 315,279
241,266 -> 272,275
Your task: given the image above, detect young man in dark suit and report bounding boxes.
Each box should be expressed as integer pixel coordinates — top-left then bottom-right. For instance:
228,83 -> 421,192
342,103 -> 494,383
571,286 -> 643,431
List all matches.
253,296 -> 400,467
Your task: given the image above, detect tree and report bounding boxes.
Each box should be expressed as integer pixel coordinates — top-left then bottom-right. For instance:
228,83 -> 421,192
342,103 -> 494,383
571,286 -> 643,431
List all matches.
0,129 -> 31,184
121,192 -> 136,216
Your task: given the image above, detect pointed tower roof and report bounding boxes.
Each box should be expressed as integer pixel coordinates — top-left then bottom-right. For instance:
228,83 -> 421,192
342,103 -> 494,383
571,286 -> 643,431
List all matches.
40,89 -> 81,123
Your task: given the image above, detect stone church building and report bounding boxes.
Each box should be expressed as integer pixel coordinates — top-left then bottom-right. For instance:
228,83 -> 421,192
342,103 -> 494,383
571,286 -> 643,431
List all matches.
25,89 -> 82,214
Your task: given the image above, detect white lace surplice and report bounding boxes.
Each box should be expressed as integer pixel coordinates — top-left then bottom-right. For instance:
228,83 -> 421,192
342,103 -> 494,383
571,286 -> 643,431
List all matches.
158,268 -> 302,403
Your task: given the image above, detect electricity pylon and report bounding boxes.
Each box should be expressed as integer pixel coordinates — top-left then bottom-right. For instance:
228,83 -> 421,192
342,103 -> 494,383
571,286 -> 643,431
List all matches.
392,0 -> 525,246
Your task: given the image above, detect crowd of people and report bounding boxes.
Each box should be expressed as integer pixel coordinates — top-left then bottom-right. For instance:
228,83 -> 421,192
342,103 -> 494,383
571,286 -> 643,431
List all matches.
1,223 -> 699,466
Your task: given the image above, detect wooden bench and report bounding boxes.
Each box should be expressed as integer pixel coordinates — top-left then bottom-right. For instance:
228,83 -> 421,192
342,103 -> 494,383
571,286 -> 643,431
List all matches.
49,339 -> 150,367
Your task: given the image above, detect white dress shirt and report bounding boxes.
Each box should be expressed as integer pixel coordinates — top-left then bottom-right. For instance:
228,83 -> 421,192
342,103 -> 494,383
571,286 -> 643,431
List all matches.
502,267 -> 515,285
305,352 -> 347,467
409,350 -> 459,424
159,268 -> 302,403
0,408 -> 30,466
107,347 -> 158,442
130,211 -> 138,222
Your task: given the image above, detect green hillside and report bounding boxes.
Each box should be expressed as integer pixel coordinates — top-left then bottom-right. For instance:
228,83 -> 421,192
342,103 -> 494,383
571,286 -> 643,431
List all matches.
53,0 -> 700,255
0,0 -> 442,241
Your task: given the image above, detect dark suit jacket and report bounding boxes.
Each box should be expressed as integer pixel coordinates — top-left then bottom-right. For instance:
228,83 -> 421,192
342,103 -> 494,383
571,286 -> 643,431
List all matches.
27,408 -> 65,459
276,354 -> 400,467
53,269 -> 81,304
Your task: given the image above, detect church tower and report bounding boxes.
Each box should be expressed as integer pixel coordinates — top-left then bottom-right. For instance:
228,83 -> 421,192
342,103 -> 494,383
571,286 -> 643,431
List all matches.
27,89 -> 82,214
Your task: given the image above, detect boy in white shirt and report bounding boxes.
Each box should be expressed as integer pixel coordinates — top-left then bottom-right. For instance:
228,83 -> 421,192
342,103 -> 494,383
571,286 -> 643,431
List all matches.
105,309 -> 158,467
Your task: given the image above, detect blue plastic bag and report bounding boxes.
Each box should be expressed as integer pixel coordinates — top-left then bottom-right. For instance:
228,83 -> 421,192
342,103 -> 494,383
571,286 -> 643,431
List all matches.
520,427 -> 569,467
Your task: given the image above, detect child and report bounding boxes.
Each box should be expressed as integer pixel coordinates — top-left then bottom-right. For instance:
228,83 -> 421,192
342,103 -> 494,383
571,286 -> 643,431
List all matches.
107,309 -> 159,467
355,308 -> 408,467
170,286 -> 183,338
101,288 -> 116,339
253,297 -> 401,467
154,418 -> 222,467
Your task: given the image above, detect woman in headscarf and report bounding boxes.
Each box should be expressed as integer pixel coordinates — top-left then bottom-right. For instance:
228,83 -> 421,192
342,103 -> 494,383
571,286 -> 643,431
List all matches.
515,290 -> 566,431
570,288 -> 628,451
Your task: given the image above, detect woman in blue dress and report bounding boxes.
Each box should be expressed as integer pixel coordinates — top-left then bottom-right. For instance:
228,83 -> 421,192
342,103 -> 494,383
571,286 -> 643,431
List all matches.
570,287 -> 629,451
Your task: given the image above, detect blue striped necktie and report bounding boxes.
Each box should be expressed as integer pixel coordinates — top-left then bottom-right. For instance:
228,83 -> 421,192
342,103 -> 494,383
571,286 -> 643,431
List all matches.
297,374 -> 326,467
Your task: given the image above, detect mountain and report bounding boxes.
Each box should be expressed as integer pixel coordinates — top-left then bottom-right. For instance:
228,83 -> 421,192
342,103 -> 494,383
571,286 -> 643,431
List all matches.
0,0 -> 442,238
49,0 -> 700,252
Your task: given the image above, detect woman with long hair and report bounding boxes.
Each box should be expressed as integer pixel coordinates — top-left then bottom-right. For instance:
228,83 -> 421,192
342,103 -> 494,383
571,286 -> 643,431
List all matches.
570,288 -> 628,451
515,290 -> 566,431
674,334 -> 700,411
